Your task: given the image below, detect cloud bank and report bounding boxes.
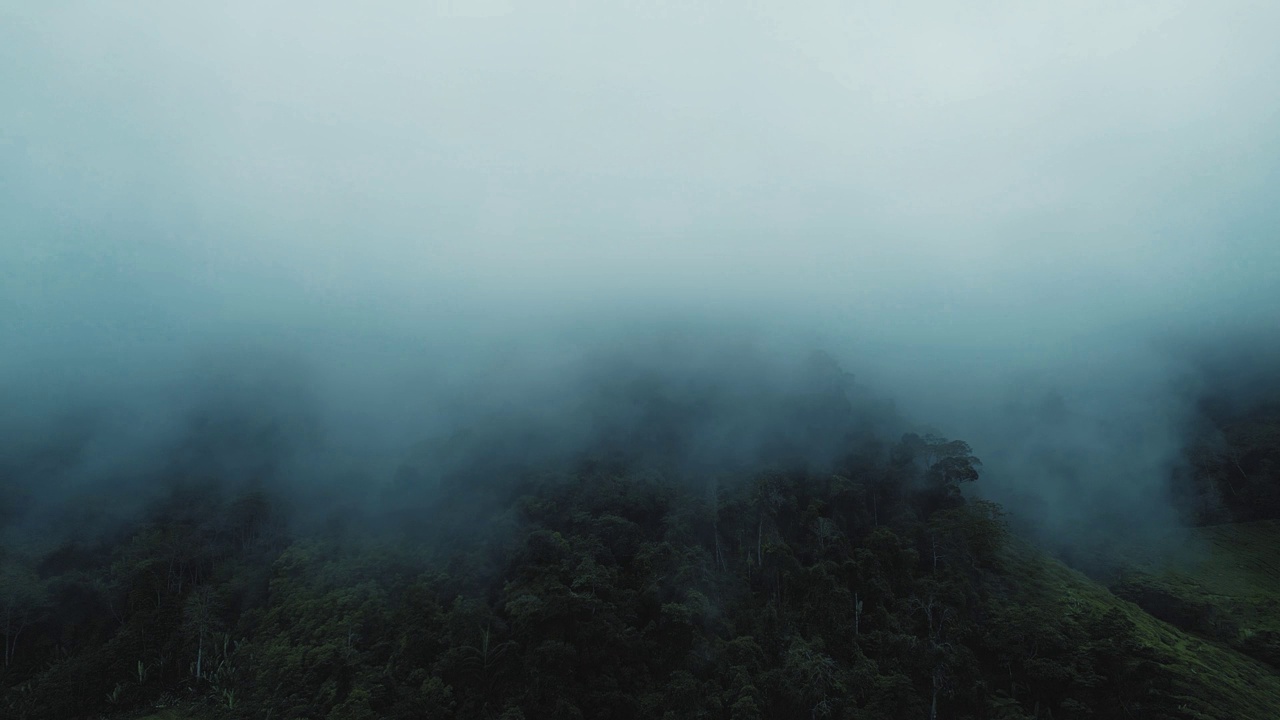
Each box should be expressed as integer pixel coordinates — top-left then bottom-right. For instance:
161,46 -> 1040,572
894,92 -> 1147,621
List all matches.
2,1 -> 1278,541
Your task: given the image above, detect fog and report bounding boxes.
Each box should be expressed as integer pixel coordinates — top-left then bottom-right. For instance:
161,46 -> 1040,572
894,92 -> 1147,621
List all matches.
3,1 -> 1279,545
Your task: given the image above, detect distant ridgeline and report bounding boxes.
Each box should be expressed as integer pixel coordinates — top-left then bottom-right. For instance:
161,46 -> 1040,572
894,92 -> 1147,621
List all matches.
1168,335 -> 1280,525
1178,394 -> 1280,524
2,352 -> 1277,719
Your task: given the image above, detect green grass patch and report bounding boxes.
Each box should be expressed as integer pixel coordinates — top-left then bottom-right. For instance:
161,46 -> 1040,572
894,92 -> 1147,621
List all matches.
1006,541 -> 1280,720
1095,520 -> 1280,670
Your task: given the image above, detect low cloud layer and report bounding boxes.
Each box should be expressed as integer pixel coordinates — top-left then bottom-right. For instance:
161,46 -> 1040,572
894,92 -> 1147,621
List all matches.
3,1 -> 1278,541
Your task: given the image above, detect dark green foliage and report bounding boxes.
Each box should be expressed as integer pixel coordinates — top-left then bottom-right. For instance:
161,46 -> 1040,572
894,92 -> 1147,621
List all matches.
4,428 -> 1278,720
1180,405 -> 1280,524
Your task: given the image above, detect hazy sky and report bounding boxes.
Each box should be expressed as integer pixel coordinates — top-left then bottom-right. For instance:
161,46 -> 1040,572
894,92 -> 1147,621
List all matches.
3,2 -> 1278,529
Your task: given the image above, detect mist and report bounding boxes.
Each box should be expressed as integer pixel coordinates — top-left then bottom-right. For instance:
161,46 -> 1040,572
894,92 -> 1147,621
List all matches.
3,1 -> 1279,547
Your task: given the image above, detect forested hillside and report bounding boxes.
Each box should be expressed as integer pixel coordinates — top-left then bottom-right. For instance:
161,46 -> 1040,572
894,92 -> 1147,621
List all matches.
4,355 -> 1279,720
6,0 -> 1280,717
1179,405 -> 1280,525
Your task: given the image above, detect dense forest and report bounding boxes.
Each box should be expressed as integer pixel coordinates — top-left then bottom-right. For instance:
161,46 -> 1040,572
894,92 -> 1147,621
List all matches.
3,351 -> 1279,720
1179,401 -> 1280,525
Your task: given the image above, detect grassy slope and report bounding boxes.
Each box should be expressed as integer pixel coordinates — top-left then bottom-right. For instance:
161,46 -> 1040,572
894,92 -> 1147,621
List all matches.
1110,519 -> 1280,598
1006,540 -> 1280,720
1104,520 -> 1280,672
1187,520 -> 1280,596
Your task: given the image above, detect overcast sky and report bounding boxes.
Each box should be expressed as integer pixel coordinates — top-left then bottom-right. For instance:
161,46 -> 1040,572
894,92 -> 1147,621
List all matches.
3,1 -> 1278,529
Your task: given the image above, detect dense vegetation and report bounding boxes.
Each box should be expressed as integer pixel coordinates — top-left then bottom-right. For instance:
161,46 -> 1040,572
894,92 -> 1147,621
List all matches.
1179,402 -> 1280,524
3,353 -> 1280,719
